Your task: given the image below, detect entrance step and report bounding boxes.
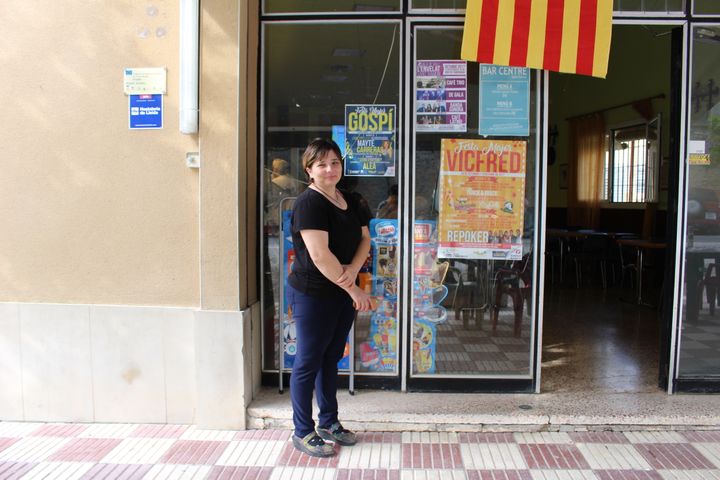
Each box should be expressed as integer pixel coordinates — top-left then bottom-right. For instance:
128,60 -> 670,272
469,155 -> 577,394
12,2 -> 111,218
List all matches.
247,387 -> 720,432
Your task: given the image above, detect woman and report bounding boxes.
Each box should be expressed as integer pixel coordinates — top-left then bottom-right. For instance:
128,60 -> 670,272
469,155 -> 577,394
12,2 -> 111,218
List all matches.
287,138 -> 374,457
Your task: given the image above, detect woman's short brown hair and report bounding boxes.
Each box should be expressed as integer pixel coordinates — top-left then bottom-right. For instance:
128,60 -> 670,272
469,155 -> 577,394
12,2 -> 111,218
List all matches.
301,138 -> 343,180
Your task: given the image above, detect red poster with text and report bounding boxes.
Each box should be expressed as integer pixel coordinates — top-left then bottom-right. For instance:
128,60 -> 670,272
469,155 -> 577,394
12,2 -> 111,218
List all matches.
438,138 -> 526,260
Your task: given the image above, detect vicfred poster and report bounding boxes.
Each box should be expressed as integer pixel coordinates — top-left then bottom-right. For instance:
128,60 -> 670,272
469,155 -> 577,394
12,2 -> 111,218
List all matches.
437,139 -> 526,260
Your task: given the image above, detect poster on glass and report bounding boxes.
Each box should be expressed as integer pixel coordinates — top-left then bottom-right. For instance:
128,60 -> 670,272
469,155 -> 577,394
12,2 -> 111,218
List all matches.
358,218 -> 399,373
478,64 -> 530,137
415,60 -> 467,133
344,104 -> 396,177
437,138 -> 526,260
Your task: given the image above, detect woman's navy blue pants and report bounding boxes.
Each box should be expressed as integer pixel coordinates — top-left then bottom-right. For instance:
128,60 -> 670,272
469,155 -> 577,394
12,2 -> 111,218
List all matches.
287,284 -> 355,438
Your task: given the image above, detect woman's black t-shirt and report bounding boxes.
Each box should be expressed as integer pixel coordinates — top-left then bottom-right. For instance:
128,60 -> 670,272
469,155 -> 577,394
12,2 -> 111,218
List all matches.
288,188 -> 370,297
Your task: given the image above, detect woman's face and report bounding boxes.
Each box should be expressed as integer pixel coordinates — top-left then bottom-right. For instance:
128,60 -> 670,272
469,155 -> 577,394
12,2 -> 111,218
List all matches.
307,151 -> 342,189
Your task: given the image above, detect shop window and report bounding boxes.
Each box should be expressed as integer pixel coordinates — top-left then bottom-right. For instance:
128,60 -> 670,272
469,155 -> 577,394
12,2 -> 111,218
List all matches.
263,0 -> 400,14
261,21 -> 401,374
409,26 -> 539,380
411,0 -> 466,10
603,122 -> 659,203
678,25 -> 720,378
613,0 -> 684,13
693,0 -> 720,15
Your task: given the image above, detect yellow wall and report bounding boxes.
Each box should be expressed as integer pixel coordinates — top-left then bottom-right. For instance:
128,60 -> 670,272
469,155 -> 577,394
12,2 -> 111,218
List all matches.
0,1 -> 200,306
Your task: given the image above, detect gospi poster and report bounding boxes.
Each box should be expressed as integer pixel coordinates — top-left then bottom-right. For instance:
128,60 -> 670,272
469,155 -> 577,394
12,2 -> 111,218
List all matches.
437,139 -> 526,260
416,60 -> 467,133
478,64 -> 530,137
344,104 -> 396,177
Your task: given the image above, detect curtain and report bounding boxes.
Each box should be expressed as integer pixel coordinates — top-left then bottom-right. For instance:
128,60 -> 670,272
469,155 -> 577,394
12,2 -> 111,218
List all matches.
567,113 -> 606,229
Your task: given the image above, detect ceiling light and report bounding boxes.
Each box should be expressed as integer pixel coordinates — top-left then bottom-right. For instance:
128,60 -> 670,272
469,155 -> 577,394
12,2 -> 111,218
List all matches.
321,74 -> 348,82
309,94 -> 331,102
332,48 -> 365,57
329,64 -> 352,73
697,28 -> 717,38
353,4 -> 397,11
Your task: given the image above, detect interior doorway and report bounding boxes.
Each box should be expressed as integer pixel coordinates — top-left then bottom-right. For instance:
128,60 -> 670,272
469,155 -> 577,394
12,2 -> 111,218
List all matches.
542,24 -> 680,394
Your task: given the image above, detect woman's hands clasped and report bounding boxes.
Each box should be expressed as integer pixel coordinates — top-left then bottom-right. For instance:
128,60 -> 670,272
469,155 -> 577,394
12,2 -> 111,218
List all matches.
347,285 -> 375,312
335,264 -> 360,290
335,265 -> 373,311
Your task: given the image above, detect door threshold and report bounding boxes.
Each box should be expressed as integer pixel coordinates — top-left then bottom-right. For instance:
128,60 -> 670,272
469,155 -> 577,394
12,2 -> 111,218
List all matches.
247,387 -> 720,432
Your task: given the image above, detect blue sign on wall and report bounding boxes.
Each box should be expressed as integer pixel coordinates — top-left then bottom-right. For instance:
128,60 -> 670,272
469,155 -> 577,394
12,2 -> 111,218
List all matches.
479,65 -> 529,137
129,94 -> 163,129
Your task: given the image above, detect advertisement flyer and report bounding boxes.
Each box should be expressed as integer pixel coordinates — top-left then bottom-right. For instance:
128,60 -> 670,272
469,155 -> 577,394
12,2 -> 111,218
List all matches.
478,64 -> 530,137
410,220 -> 451,374
358,219 -> 399,373
344,104 -> 396,177
332,125 -> 346,158
416,60 -> 467,133
437,138 -> 526,260
412,220 -> 439,374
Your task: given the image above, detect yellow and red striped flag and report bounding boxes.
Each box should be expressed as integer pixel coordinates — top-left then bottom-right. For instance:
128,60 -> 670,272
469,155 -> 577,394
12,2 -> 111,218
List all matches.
461,0 -> 613,78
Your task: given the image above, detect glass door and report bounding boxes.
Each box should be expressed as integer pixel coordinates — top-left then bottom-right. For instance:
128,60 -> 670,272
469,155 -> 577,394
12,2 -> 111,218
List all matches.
405,22 -> 544,391
260,20 -> 403,389
675,24 -> 720,390
260,16 -> 546,392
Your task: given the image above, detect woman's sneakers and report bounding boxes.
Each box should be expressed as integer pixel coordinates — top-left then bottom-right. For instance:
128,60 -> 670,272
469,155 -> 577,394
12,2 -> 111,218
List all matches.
292,423 -> 358,457
316,422 -> 357,446
292,432 -> 335,457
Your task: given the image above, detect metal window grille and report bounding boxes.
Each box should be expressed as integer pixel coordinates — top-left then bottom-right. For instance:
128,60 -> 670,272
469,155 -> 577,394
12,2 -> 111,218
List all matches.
607,125 -> 657,203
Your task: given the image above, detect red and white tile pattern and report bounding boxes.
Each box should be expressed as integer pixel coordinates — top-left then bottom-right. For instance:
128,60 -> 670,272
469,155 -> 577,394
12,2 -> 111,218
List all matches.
1,423 -> 720,479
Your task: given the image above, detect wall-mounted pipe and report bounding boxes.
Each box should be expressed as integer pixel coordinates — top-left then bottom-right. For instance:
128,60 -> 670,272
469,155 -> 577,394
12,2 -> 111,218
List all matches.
179,0 -> 199,134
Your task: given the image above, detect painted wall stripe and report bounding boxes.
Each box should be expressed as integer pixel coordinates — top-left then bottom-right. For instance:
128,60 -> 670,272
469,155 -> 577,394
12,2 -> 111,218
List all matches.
543,0 -> 565,71
509,0 -> 533,67
477,0 -> 500,64
576,0 -> 598,76
559,0 -> 581,73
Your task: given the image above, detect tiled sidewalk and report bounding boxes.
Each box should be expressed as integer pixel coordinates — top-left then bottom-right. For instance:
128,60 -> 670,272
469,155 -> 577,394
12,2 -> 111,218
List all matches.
1,423 -> 720,479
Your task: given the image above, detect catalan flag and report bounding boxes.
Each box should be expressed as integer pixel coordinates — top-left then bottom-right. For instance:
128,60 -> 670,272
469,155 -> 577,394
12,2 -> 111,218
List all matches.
461,0 -> 613,78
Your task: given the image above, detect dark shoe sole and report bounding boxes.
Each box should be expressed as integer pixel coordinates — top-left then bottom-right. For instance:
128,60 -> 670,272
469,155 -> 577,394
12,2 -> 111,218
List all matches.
316,428 -> 357,446
292,434 -> 335,457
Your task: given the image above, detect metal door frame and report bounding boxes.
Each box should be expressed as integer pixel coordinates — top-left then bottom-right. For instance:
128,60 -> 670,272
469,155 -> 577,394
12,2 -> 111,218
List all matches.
402,17 -> 547,392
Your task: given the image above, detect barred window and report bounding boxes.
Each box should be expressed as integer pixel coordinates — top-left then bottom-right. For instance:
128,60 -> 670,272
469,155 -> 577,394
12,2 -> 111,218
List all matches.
603,118 -> 660,203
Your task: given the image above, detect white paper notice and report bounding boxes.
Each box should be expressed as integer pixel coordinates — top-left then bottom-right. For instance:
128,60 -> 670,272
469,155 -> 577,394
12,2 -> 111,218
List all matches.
123,67 -> 167,95
688,140 -> 706,154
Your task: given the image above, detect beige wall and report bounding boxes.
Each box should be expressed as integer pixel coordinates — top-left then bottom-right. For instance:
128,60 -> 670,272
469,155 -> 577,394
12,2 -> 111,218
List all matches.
0,1 -> 205,306
0,0 -> 261,425
198,0 -> 259,311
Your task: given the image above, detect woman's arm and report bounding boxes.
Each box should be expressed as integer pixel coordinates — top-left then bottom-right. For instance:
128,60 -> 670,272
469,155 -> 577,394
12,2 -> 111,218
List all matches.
300,228 -> 374,311
335,226 -> 370,288
300,229 -> 345,284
